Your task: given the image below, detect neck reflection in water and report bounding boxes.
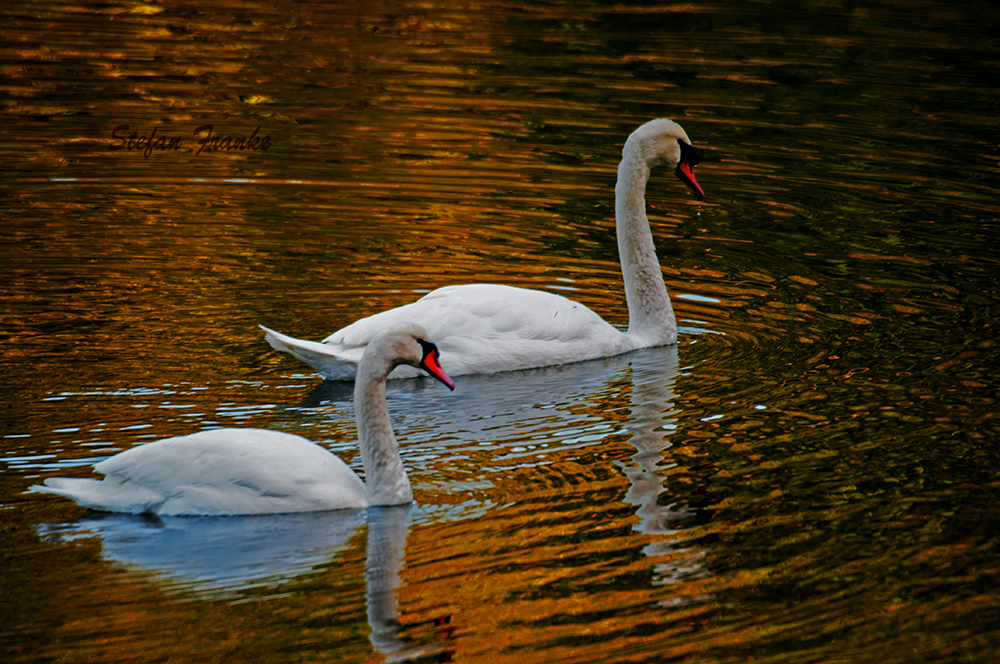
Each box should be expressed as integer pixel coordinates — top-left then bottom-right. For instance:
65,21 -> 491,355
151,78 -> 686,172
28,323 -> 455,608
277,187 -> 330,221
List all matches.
37,505 -> 456,661
620,347 -> 710,597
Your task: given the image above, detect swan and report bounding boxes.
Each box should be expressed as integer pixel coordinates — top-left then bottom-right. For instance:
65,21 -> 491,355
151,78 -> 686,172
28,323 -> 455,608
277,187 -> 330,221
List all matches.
31,323 -> 455,515
261,118 -> 704,380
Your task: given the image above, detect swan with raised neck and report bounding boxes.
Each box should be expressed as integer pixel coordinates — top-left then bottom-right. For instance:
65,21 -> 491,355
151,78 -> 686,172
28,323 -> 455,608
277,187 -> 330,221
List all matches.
616,118 -> 702,345
261,118 -> 704,380
31,323 -> 455,515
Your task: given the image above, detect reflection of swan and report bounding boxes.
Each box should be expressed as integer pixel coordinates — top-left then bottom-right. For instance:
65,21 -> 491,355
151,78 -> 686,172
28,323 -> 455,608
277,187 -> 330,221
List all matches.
618,346 -> 707,589
31,324 -> 455,515
37,506 -> 454,659
280,351 -> 653,525
620,346 -> 684,541
261,118 -> 705,380
365,506 -> 455,663
36,510 -> 366,600
303,346 -> 684,504
366,506 -> 411,654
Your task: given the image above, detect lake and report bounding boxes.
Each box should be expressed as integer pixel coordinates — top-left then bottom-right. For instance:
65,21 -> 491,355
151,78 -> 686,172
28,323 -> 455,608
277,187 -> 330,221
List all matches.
2,0 -> 999,662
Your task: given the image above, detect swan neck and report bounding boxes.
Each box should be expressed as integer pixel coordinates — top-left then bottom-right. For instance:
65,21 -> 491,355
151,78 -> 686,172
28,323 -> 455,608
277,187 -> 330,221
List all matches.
355,358 -> 413,506
615,146 -> 677,345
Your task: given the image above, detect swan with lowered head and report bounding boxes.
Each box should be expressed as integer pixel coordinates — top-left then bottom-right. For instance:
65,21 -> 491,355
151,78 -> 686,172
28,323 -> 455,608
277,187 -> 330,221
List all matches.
31,323 -> 455,515
261,118 -> 704,380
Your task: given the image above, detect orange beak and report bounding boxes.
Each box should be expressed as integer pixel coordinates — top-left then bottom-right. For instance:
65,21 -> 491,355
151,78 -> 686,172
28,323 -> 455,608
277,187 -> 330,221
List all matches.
419,345 -> 455,390
675,158 -> 705,200
674,139 -> 705,201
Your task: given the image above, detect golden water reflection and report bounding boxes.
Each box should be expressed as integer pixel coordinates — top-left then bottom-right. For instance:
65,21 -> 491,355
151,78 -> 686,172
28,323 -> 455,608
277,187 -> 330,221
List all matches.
4,0 -> 1000,661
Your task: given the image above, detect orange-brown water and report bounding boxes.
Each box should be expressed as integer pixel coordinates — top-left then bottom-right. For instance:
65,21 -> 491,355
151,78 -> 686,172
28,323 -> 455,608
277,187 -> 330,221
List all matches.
3,0 -> 999,662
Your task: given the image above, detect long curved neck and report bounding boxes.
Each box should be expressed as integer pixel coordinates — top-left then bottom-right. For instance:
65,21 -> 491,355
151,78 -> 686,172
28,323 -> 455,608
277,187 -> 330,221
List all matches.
615,148 -> 677,346
355,359 -> 413,506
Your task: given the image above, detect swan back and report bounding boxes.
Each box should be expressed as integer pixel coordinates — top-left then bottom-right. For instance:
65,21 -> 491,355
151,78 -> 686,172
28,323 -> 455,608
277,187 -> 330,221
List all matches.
35,429 -> 369,515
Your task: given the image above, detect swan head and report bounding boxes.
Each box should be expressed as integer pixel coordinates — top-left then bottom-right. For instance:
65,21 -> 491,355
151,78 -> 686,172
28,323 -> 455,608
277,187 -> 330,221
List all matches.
625,118 -> 705,200
367,323 -> 456,390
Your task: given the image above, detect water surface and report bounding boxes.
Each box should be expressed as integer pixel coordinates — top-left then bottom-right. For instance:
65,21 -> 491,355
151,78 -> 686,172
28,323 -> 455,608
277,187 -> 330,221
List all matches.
2,0 -> 999,662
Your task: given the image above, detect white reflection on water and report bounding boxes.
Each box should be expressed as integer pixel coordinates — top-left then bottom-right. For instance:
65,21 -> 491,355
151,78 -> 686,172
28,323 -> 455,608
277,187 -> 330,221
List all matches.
36,510 -> 366,600
365,506 -> 456,663
36,504 -> 457,659
303,345 -> 706,576
621,349 -> 711,599
307,346 -> 676,436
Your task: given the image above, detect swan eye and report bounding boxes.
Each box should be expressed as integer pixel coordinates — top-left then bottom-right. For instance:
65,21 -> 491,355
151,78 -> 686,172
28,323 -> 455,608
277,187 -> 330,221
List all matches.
677,139 -> 700,168
416,338 -> 438,358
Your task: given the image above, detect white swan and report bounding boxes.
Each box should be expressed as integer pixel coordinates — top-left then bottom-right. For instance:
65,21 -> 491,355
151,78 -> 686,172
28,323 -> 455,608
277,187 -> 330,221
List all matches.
262,118 -> 704,380
31,323 -> 455,515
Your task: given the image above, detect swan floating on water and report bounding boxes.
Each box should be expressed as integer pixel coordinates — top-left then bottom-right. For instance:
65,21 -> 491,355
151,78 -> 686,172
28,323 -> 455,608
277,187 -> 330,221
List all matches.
31,323 -> 455,515
262,118 -> 705,380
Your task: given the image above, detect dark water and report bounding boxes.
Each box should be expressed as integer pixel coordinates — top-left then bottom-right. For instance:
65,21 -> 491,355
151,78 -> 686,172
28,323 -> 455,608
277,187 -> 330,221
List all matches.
3,0 -> 999,662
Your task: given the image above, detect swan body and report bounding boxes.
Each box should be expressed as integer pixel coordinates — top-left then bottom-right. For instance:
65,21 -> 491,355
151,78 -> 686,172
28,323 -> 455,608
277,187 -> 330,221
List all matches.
32,324 -> 455,515
263,118 -> 704,381
262,284 -> 630,380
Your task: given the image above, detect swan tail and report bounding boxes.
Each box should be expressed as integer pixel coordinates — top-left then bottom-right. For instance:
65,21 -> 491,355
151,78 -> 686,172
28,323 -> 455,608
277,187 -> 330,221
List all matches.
260,325 -> 361,381
31,477 -> 165,514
